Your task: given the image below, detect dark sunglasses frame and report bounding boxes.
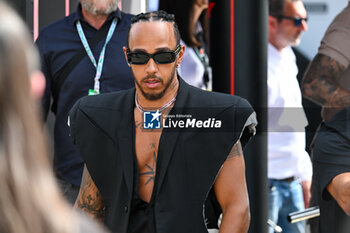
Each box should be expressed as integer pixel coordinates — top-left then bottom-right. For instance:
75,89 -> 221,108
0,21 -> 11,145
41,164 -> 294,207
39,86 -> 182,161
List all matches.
277,15 -> 308,27
127,45 -> 181,65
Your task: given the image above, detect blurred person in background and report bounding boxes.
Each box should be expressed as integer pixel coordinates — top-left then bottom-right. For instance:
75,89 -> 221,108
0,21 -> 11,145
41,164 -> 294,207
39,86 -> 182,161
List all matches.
312,107 -> 350,233
158,0 -> 212,90
36,0 -> 135,204
302,1 -> 350,122
267,0 -> 312,232
0,2 -> 107,233
302,2 -> 350,233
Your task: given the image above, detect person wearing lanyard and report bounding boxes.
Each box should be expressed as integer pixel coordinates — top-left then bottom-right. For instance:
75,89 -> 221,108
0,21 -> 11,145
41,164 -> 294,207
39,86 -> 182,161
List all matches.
76,18 -> 117,95
158,0 -> 212,91
36,0 -> 134,204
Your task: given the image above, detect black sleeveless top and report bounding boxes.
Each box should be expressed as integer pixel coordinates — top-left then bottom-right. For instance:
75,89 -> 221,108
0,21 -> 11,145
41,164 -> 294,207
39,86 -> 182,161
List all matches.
70,78 -> 257,233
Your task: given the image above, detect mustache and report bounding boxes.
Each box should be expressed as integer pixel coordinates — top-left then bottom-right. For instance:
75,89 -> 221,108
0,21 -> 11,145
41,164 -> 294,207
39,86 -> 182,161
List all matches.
141,75 -> 163,82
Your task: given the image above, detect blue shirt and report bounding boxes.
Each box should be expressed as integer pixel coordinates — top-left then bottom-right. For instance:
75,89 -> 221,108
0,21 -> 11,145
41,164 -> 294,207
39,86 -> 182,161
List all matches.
36,4 -> 135,186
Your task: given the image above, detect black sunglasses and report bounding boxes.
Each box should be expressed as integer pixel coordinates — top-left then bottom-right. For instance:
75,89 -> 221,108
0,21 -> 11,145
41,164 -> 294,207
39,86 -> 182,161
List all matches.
127,45 -> 181,65
277,15 -> 308,27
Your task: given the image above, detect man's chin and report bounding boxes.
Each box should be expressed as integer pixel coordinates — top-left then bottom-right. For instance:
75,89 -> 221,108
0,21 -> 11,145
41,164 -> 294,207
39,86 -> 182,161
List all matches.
291,38 -> 301,47
141,90 -> 165,101
84,1 -> 118,15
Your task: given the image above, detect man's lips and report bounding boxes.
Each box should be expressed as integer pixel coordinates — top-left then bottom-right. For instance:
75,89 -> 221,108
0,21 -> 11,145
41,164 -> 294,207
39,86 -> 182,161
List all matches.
143,79 -> 161,88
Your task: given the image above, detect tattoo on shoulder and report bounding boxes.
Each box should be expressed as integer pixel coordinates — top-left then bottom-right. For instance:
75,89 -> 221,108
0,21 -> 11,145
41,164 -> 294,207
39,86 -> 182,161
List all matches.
302,54 -> 347,106
334,95 -> 350,107
139,150 -> 157,185
75,168 -> 105,222
227,141 -> 243,159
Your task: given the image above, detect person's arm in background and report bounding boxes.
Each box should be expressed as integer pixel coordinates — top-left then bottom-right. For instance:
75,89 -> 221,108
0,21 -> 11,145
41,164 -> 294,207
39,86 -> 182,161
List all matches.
35,36 -> 52,121
302,54 -> 350,120
297,147 -> 313,208
301,180 -> 311,208
214,141 -> 250,233
298,163 -> 312,209
74,165 -> 105,223
327,172 -> 350,215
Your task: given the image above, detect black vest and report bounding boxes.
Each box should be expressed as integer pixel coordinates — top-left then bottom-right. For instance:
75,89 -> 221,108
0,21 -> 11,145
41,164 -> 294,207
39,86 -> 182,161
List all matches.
70,78 -> 256,233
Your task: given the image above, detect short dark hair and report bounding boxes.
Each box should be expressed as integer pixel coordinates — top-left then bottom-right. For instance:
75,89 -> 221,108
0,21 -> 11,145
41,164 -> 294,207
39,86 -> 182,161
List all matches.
126,10 -> 181,48
269,0 -> 300,18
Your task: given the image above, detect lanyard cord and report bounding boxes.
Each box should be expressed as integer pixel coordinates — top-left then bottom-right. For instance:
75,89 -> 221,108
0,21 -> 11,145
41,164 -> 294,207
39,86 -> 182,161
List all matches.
193,31 -> 211,88
76,18 -> 118,94
194,46 -> 209,66
194,46 -> 210,87
193,31 -> 209,67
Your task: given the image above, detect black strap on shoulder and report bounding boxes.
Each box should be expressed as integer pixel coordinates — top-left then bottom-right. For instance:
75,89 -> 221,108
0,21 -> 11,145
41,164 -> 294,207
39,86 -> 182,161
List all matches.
51,22 -> 111,114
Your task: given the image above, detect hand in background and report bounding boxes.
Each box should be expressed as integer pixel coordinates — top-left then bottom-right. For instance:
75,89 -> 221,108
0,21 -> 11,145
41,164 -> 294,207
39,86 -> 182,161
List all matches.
301,180 -> 312,209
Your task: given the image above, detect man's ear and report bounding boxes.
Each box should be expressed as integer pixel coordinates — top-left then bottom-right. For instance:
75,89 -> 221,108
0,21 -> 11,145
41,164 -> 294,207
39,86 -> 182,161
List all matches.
123,46 -> 130,67
268,15 -> 278,32
176,45 -> 185,67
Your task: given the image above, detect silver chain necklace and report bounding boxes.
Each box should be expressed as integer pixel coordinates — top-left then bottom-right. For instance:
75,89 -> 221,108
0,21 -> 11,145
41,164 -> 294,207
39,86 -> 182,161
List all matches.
134,92 -> 176,113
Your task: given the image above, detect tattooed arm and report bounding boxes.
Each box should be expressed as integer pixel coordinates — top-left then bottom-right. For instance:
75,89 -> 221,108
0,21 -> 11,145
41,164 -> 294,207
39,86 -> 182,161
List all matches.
302,54 -> 350,119
74,165 -> 105,222
214,140 -> 250,233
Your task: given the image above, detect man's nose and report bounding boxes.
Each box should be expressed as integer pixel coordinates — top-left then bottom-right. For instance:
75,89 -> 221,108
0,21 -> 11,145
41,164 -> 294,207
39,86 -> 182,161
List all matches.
145,57 -> 158,74
300,19 -> 308,31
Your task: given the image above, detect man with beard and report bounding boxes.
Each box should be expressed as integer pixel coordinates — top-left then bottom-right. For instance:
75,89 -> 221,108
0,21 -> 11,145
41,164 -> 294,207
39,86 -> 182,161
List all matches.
267,0 -> 312,233
36,0 -> 134,204
69,11 -> 257,233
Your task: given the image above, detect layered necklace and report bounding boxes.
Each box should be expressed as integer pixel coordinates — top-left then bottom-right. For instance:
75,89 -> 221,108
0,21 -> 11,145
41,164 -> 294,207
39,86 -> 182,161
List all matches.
134,92 -> 177,113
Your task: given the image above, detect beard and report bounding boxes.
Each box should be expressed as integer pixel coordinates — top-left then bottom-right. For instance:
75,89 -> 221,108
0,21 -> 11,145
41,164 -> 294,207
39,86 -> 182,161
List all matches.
291,36 -> 301,47
134,64 -> 177,101
287,31 -> 302,47
81,0 -> 118,16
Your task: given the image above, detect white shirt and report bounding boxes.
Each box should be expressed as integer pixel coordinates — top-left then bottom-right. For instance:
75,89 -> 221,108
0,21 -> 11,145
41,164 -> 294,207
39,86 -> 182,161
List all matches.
178,39 -> 206,89
267,43 -> 312,181
178,23 -> 212,90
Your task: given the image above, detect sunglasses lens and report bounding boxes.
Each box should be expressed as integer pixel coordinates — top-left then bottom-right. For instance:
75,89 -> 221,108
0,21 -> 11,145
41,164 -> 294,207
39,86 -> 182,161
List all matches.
128,53 -> 149,64
127,46 -> 180,65
154,52 -> 175,64
295,19 -> 302,26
